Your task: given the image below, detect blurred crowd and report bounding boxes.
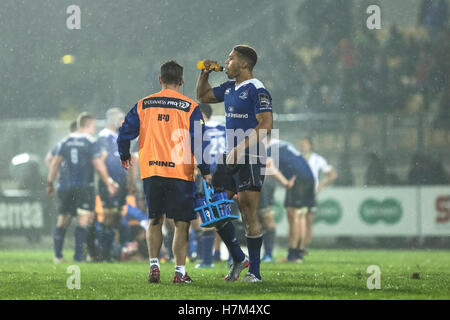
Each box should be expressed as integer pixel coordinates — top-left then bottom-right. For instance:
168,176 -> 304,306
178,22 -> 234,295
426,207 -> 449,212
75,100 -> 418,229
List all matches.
364,151 -> 449,186
329,151 -> 449,187
278,0 -> 450,128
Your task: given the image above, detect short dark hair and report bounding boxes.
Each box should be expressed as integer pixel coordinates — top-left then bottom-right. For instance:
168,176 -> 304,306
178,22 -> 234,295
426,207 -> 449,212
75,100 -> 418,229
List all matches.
77,112 -> 95,128
233,45 -> 257,71
160,60 -> 183,85
69,120 -> 77,132
199,103 -> 212,119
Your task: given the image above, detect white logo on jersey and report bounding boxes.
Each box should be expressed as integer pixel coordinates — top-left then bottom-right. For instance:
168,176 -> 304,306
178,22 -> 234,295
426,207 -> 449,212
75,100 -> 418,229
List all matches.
239,90 -> 248,100
226,113 -> 249,119
177,101 -> 191,109
225,88 -> 231,95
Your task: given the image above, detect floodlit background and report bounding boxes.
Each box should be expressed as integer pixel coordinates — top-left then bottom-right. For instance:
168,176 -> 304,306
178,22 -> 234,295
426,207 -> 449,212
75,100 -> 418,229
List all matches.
0,0 -> 449,248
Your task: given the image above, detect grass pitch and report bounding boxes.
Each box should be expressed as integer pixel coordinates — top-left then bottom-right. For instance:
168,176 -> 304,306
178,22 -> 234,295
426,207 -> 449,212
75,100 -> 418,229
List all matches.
0,249 -> 449,300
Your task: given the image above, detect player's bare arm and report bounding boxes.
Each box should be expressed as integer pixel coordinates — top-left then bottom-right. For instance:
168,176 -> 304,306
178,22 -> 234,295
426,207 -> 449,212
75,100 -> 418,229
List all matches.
196,60 -> 220,103
92,157 -> 119,196
317,167 -> 338,193
266,157 -> 296,189
44,152 -> 53,169
126,154 -> 139,195
47,154 -> 63,197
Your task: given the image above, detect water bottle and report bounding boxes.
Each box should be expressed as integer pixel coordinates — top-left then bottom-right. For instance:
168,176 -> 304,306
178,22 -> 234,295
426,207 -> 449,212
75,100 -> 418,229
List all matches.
213,191 -> 231,217
197,60 -> 224,72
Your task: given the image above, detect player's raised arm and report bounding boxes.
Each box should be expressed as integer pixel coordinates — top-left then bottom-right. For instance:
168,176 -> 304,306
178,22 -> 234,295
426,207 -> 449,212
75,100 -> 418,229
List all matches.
196,60 -> 220,103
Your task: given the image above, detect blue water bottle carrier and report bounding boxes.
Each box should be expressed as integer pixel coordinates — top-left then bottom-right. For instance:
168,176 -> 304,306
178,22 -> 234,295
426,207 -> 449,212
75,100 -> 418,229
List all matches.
194,180 -> 239,228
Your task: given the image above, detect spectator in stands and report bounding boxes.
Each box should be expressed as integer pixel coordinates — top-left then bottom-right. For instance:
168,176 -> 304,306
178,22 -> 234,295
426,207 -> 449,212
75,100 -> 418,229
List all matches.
408,153 -> 449,185
290,0 -> 450,116
297,0 -> 329,46
432,158 -> 450,184
365,152 -> 387,186
419,0 -> 449,38
334,153 -> 354,186
409,153 -> 430,185
434,84 -> 450,128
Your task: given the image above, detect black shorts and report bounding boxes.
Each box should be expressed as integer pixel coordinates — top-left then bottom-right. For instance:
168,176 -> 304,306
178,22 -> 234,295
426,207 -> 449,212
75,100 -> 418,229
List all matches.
284,176 -> 316,210
142,176 -> 195,222
213,162 -> 265,194
258,177 -> 276,209
57,185 -> 96,216
98,179 -> 127,209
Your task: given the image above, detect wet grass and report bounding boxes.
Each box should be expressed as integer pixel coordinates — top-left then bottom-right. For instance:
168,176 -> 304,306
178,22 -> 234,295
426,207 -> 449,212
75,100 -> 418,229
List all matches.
0,249 -> 449,300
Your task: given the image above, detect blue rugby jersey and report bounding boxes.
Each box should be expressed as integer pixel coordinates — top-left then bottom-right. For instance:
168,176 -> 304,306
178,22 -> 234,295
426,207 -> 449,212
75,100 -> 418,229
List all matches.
51,142 -> 70,191
212,78 -> 272,154
267,139 -> 314,181
203,120 -> 226,173
55,133 -> 101,190
97,128 -> 126,184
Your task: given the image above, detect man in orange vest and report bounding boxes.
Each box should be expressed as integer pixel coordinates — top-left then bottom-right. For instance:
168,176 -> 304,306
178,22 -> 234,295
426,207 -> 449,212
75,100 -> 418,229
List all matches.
117,60 -> 211,284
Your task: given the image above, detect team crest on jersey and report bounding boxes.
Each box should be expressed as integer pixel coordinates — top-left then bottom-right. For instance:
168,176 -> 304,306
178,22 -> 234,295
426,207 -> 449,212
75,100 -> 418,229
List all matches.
225,88 -> 231,95
239,90 -> 249,100
228,106 -> 234,112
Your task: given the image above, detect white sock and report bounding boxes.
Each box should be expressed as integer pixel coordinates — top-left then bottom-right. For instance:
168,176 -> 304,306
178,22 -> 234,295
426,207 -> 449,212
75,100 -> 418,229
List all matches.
150,258 -> 160,269
175,265 -> 186,276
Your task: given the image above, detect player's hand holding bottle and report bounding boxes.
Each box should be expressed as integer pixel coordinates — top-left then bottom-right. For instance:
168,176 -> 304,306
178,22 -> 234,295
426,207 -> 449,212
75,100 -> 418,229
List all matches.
197,60 -> 224,74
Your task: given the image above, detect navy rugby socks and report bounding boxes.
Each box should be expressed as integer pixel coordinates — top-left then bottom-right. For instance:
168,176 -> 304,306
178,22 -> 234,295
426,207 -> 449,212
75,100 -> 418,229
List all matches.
247,235 -> 263,280
86,223 -> 97,259
74,225 -> 87,261
53,227 -> 66,259
99,224 -> 115,261
201,231 -> 215,266
263,229 -> 275,258
213,249 -> 221,261
216,222 -> 245,263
